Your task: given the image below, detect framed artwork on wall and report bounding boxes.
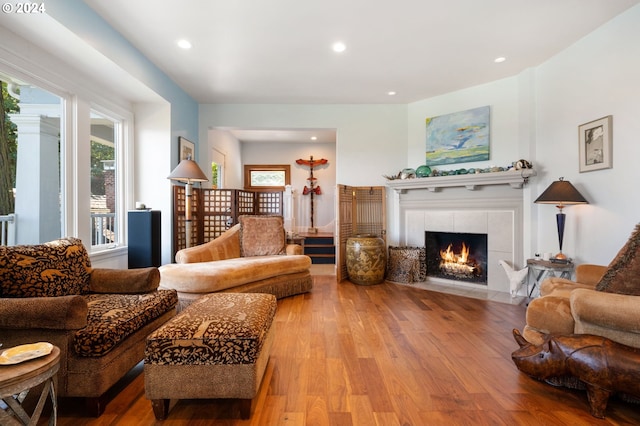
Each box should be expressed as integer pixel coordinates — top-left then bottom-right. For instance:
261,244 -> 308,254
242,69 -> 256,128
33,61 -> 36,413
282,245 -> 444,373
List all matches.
425,105 -> 490,166
179,136 -> 195,161
578,115 -> 612,173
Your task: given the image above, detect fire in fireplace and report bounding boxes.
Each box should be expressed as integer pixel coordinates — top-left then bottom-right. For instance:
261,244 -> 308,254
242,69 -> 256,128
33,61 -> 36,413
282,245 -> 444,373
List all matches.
425,231 -> 488,284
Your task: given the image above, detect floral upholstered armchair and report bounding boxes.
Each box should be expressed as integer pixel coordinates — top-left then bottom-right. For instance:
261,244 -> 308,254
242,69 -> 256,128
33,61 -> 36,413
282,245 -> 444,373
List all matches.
0,237 -> 178,416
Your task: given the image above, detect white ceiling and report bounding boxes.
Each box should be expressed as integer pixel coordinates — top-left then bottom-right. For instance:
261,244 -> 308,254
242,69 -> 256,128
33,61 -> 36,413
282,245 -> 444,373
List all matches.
2,1 -> 637,144
82,0 -> 639,105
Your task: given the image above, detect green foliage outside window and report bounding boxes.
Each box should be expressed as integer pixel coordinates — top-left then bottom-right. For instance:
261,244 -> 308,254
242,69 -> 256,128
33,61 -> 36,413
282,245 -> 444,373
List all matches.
0,81 -> 19,215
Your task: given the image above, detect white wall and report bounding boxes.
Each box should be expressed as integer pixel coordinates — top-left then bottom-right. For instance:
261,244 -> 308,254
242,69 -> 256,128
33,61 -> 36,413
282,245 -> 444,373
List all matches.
199,104 -> 408,234
241,141 -> 336,231
533,5 -> 640,265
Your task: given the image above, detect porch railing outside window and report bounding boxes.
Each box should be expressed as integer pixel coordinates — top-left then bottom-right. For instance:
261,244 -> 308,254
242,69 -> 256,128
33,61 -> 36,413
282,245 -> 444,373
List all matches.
0,214 -> 16,246
91,212 -> 116,246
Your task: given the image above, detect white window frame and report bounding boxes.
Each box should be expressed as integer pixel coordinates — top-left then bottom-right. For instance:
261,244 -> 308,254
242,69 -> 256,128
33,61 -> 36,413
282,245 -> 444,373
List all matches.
88,103 -> 133,254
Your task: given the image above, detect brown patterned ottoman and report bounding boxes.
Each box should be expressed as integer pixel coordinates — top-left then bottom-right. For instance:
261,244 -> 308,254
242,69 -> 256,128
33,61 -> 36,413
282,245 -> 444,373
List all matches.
144,292 -> 277,420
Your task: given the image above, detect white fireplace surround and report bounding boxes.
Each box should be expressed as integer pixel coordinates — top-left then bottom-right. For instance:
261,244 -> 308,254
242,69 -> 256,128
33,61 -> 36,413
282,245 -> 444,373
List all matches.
387,171 -> 534,294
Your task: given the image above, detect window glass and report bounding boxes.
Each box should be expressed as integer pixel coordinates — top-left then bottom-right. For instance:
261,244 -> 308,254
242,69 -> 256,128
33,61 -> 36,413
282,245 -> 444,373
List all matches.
90,110 -> 119,247
243,164 -> 290,191
1,77 -> 62,245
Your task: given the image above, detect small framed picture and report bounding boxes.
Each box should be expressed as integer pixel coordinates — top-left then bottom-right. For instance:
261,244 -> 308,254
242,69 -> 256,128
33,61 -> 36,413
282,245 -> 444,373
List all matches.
179,137 -> 195,161
578,115 -> 612,173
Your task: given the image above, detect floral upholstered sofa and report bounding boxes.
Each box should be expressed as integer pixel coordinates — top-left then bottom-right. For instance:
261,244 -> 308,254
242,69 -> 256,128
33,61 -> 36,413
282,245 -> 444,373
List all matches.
0,237 -> 178,416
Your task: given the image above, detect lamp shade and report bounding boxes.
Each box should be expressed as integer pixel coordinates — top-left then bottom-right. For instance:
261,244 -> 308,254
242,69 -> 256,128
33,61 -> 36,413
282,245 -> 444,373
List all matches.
167,159 -> 208,183
534,178 -> 588,206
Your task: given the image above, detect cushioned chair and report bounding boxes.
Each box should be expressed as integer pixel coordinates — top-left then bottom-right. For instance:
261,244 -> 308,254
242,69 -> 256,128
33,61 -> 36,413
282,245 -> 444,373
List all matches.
523,224 -> 640,349
0,237 -> 178,416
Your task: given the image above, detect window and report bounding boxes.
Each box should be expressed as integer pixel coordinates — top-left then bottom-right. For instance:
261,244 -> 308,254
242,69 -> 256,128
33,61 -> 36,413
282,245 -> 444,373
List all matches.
90,110 -> 121,248
244,164 -> 290,192
1,76 -> 63,245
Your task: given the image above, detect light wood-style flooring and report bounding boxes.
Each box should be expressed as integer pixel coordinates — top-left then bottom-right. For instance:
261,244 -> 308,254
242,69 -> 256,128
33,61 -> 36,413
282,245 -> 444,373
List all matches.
50,275 -> 640,425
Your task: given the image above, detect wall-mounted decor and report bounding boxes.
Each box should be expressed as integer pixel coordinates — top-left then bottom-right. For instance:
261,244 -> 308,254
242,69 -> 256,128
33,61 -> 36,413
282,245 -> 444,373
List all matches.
179,136 -> 195,161
579,115 -> 612,173
425,105 -> 490,166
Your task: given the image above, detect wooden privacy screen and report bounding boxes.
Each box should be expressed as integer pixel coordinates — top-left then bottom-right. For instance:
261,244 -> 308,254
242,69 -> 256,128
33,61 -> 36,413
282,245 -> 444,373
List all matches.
336,185 -> 386,282
172,187 -> 283,256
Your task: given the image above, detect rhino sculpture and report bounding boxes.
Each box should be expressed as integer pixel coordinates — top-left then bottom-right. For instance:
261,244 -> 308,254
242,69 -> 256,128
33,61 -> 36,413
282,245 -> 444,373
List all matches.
512,329 -> 640,418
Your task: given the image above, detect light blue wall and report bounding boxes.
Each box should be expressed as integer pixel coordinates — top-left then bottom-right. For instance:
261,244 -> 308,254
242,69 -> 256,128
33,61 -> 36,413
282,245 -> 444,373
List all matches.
46,0 -> 199,165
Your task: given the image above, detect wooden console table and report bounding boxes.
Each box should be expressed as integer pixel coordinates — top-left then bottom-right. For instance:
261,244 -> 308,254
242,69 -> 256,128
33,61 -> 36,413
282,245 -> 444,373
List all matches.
0,346 -> 60,425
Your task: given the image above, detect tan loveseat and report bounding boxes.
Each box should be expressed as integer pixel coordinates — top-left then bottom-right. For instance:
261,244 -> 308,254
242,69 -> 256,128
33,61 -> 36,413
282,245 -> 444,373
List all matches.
159,215 -> 312,309
523,224 -> 640,349
0,237 -> 178,416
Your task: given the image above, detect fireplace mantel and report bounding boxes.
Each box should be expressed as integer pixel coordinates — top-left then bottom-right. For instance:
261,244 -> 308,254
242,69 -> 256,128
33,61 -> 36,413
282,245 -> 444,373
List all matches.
385,169 -> 536,193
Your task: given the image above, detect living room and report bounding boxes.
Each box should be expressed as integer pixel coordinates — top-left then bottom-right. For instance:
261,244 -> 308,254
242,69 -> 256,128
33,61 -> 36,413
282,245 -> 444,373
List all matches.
1,1 -> 640,424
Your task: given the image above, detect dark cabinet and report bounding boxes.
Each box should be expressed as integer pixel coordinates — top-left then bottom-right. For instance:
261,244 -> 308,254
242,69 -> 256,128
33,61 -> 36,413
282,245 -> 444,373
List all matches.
128,210 -> 161,268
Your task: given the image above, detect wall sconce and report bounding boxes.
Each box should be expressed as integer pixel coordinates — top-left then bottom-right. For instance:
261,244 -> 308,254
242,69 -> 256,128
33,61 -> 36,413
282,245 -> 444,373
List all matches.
167,156 -> 208,248
534,177 -> 588,260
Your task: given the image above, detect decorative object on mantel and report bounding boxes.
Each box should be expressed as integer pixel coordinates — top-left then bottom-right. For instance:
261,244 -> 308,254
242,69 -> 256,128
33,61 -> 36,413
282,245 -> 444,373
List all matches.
384,158 -> 532,181
534,177 -> 588,260
386,168 -> 536,193
296,156 -> 328,234
425,105 -> 490,166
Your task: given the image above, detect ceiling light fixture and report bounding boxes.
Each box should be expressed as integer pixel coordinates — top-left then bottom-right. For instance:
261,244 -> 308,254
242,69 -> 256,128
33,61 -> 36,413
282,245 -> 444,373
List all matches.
332,42 -> 346,53
494,57 -> 506,63
388,91 -> 397,96
177,39 -> 192,49
310,136 -> 318,141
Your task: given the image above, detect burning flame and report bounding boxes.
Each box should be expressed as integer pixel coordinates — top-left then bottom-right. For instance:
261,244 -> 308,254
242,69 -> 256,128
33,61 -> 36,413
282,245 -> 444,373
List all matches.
440,243 -> 470,265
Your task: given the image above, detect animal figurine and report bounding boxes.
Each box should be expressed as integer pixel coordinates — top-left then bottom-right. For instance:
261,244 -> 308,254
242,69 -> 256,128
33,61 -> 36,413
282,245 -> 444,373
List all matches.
512,329 -> 640,418
499,260 -> 528,296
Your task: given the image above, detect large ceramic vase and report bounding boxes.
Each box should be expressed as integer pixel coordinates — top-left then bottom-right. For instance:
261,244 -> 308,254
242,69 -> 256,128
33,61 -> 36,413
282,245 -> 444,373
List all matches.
346,234 -> 387,285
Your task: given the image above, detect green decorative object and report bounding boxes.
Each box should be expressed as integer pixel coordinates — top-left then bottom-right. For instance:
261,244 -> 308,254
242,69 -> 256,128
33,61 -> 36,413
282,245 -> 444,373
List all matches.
416,165 -> 432,177
346,234 -> 387,285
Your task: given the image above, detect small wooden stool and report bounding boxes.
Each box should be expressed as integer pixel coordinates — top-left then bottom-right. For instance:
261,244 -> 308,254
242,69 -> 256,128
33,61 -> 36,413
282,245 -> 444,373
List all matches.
144,293 -> 276,420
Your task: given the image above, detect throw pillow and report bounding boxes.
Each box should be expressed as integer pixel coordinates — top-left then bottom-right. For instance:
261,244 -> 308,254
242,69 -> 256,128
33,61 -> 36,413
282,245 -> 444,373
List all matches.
239,215 -> 286,257
0,237 -> 92,297
595,223 -> 640,295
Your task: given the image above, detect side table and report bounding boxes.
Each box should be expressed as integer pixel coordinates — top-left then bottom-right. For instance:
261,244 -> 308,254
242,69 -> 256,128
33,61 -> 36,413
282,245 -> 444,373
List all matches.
0,345 -> 60,426
526,258 -> 575,298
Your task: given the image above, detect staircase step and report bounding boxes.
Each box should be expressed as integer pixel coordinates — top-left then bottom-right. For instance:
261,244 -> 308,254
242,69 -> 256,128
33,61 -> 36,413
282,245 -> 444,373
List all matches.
300,234 -> 335,264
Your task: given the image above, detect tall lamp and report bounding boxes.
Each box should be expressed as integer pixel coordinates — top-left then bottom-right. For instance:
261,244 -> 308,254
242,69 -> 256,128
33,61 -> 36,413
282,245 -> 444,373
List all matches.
534,177 -> 588,260
168,156 -> 208,248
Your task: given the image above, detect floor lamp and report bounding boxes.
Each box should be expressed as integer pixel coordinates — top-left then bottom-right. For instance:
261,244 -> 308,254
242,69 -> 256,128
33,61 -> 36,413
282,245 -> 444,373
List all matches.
534,177 -> 588,260
168,157 -> 208,248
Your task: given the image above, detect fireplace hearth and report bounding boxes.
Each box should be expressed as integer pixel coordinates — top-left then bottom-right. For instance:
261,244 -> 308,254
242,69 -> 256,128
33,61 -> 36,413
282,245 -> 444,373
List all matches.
425,231 -> 488,285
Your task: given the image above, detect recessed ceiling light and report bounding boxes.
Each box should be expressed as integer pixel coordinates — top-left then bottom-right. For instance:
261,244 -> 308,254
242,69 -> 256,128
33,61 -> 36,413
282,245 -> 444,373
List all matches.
310,136 -> 318,141
177,39 -> 192,49
332,42 -> 346,53
388,91 -> 397,96
494,57 -> 506,63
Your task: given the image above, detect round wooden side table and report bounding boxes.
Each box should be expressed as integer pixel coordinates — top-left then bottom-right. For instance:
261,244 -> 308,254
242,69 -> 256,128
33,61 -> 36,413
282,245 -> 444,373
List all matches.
0,345 -> 60,425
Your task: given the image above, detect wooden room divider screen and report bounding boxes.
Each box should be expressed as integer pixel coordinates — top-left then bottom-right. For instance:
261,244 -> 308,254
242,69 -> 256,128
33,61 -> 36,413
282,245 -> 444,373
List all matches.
172,187 -> 283,257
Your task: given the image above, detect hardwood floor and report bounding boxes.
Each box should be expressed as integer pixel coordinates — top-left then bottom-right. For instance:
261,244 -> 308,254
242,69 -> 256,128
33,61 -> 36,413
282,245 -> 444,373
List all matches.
50,275 -> 640,425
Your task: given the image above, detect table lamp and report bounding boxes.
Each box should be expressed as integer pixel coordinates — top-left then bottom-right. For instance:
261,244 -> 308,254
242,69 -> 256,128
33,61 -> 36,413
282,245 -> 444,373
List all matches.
168,156 -> 208,248
534,177 -> 588,260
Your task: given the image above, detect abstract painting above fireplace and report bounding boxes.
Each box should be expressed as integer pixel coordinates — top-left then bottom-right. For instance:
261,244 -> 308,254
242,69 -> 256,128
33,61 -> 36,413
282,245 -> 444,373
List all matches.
425,231 -> 488,285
